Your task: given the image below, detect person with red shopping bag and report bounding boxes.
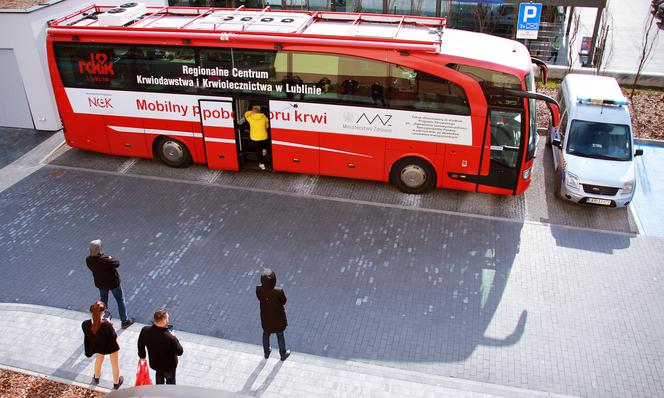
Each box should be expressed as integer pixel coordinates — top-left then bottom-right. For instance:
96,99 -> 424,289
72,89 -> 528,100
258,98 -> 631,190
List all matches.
137,309 -> 184,385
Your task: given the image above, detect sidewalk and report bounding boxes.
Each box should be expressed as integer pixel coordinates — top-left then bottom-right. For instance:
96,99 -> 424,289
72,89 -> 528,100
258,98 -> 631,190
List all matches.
0,303 -> 576,398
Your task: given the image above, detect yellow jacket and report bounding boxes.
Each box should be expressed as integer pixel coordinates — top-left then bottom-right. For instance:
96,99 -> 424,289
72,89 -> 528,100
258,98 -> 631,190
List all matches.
245,111 -> 269,141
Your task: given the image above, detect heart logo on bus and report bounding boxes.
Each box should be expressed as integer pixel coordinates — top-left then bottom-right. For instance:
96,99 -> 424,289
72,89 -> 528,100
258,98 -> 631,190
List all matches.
96,53 -> 108,65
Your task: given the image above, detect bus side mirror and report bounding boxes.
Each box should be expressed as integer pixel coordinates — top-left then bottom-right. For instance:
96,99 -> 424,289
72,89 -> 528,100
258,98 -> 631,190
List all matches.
635,149 -> 644,156
552,137 -> 562,148
531,57 -> 548,85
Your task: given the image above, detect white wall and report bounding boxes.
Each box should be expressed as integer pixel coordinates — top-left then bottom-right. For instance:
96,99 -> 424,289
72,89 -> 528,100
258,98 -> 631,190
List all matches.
0,0 -> 167,131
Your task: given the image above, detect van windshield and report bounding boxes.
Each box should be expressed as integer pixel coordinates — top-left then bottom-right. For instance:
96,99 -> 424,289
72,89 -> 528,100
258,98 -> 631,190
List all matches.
566,120 -> 632,161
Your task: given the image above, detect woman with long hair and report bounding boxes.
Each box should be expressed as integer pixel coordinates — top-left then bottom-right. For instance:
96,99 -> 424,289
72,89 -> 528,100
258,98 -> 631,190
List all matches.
81,301 -> 124,389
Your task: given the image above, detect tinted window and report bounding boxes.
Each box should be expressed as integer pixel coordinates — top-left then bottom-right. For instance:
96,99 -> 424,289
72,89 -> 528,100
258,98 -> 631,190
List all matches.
490,110 -> 522,168
286,52 -> 469,114
566,121 -> 632,161
55,43 -> 136,90
55,43 -> 197,93
448,63 -> 522,107
55,43 -> 470,115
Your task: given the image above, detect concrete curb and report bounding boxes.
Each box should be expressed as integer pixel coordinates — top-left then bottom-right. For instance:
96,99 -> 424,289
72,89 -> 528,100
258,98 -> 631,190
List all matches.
0,363 -> 110,394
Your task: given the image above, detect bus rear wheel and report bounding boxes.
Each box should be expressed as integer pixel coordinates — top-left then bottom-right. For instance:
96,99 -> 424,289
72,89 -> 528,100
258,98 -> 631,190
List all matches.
390,157 -> 437,194
156,137 -> 192,168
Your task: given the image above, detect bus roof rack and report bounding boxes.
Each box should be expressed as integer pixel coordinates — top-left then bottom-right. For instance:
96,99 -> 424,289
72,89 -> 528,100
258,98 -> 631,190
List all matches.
47,4 -> 446,54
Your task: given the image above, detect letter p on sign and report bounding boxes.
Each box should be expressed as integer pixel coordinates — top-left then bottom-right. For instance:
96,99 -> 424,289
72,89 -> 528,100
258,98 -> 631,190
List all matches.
523,5 -> 538,22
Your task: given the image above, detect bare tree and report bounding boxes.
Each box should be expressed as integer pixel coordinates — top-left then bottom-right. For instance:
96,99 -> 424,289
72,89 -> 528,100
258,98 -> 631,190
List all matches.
630,10 -> 661,99
594,2 -> 614,75
565,10 -> 581,75
440,0 -> 454,25
473,1 -> 496,34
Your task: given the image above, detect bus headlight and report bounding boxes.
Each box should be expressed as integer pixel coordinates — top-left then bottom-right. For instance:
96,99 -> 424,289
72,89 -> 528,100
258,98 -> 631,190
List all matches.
565,171 -> 581,190
622,180 -> 634,194
522,167 -> 532,180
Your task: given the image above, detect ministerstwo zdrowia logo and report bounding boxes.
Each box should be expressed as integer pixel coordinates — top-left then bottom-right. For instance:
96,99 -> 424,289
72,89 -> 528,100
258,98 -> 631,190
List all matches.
78,53 -> 115,82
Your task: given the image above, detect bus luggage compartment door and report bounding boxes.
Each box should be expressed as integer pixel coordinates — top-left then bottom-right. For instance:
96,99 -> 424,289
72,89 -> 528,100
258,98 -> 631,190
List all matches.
199,100 -> 239,171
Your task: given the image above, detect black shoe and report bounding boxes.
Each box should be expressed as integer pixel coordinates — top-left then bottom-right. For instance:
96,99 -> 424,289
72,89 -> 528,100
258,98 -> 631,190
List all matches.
113,376 -> 124,390
92,376 -> 99,385
280,350 -> 291,361
103,310 -> 112,321
264,348 -> 271,359
121,318 -> 135,329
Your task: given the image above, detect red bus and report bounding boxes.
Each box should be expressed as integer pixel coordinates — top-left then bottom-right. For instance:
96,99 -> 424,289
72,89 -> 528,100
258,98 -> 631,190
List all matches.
47,3 -> 559,195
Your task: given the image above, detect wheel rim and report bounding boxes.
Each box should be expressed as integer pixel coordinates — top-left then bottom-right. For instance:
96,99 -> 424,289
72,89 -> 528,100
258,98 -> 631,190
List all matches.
161,140 -> 184,163
400,164 -> 427,189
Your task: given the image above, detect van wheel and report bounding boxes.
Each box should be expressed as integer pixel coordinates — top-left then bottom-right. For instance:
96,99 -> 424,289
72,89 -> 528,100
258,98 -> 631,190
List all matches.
156,137 -> 192,168
390,157 -> 437,194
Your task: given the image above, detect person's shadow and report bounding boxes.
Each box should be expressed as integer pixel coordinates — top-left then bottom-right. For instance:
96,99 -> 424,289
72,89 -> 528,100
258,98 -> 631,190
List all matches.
237,359 -> 284,397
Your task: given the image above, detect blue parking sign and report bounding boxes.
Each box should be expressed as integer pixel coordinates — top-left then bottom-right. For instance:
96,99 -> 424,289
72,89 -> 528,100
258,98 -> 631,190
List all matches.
517,3 -> 542,39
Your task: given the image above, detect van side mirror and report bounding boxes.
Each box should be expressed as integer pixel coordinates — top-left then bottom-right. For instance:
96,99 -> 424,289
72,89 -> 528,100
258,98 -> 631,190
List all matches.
552,137 -> 562,148
635,149 -> 644,156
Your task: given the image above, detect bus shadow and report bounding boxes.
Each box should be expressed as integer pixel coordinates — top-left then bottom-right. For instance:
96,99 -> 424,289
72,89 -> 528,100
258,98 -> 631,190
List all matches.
193,209 -> 528,365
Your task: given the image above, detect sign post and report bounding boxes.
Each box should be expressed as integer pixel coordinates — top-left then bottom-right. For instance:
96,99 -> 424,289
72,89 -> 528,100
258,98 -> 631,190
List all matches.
516,2 -> 542,40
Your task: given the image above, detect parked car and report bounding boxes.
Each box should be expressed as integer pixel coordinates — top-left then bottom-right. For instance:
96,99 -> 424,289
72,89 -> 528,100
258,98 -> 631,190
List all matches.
548,74 -> 643,207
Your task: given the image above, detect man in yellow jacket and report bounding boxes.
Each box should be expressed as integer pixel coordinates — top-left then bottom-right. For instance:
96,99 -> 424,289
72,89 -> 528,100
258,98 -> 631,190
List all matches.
244,106 -> 270,170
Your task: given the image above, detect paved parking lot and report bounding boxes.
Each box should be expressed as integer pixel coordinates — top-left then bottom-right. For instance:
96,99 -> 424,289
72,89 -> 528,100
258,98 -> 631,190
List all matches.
0,127 -> 54,169
1,141 -> 663,397
47,138 -> 637,234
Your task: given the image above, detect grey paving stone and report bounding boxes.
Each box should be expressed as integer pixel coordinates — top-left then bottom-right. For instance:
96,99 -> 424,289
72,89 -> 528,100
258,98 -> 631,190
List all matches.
0,154 -> 662,397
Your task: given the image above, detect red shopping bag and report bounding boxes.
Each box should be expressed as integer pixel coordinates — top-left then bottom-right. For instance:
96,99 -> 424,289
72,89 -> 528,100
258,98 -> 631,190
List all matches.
135,359 -> 152,386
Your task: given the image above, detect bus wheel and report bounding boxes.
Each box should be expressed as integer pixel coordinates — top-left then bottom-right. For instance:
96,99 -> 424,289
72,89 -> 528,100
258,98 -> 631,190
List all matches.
156,137 -> 192,168
390,157 -> 437,194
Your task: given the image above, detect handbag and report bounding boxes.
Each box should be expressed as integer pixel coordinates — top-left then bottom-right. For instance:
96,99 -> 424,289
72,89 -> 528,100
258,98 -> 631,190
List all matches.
84,337 -> 93,358
135,359 -> 152,386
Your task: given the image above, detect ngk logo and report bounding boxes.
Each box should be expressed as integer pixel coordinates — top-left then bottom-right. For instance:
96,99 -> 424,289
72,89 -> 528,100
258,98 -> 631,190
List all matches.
79,53 -> 114,76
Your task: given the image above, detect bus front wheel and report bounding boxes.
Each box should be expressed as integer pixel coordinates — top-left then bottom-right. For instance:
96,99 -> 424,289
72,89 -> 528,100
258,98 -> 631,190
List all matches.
156,137 -> 192,168
390,157 -> 437,194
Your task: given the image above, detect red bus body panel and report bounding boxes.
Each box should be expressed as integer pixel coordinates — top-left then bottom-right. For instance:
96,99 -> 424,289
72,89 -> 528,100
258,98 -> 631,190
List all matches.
46,6 -> 537,196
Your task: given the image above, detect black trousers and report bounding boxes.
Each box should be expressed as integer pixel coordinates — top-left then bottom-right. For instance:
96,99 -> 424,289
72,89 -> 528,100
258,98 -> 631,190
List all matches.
254,140 -> 269,164
155,368 -> 176,385
263,331 -> 287,357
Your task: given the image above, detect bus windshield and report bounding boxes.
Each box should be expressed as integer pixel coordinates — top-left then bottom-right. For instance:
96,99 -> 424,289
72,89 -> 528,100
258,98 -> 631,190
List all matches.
566,120 -> 632,161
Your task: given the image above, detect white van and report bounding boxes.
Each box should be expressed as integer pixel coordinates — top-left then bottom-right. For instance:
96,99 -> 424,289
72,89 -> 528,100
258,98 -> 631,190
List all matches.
549,74 -> 643,207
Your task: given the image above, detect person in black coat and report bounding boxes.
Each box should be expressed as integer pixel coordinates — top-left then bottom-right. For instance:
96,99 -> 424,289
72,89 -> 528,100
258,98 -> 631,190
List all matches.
137,309 -> 184,385
81,301 -> 124,389
86,239 -> 134,328
256,268 -> 290,361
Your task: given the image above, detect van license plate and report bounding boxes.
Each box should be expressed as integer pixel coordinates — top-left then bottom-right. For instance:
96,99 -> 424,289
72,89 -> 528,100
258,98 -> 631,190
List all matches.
587,198 -> 612,206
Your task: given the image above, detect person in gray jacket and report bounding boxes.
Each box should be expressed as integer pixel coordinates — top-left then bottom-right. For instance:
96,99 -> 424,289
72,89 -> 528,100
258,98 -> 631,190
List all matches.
256,269 -> 290,360
86,239 -> 134,328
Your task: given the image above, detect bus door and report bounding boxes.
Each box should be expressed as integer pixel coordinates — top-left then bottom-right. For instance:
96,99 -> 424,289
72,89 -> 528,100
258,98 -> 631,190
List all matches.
198,99 -> 239,171
478,109 -> 525,194
234,98 -> 272,170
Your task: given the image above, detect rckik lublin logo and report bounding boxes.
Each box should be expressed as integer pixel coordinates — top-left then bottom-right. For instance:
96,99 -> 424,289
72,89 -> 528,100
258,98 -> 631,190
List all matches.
78,53 -> 114,82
